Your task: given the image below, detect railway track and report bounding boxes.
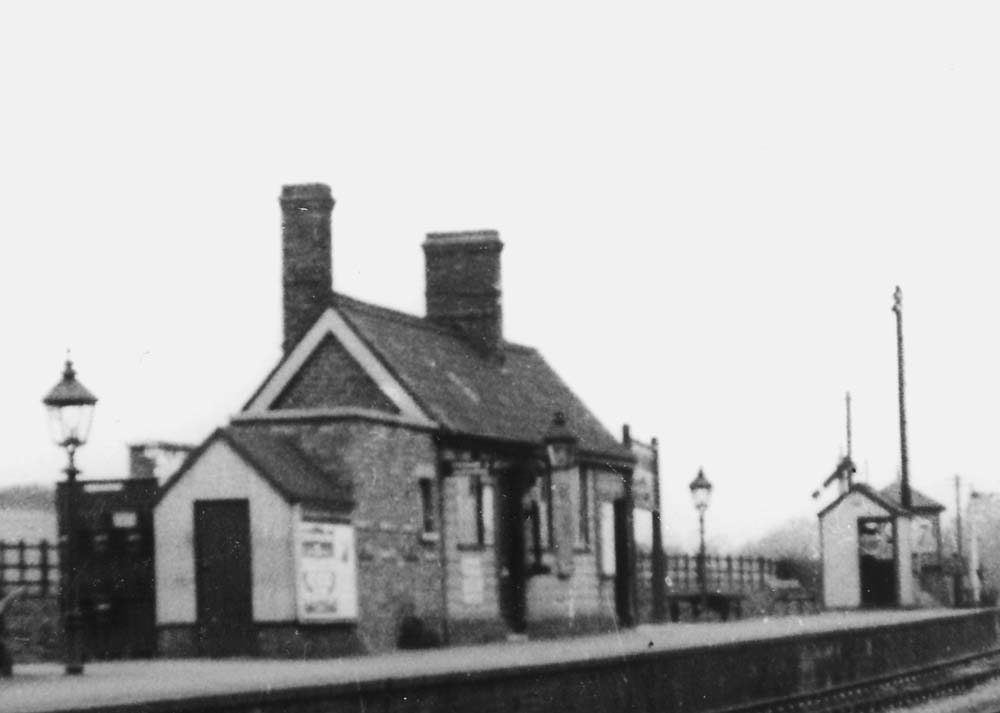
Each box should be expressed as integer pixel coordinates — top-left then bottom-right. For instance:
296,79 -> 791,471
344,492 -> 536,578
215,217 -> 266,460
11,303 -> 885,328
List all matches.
714,649 -> 1000,713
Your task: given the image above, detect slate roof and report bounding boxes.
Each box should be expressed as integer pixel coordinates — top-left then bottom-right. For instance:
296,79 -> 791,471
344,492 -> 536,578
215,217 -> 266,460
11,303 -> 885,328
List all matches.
817,482 -> 913,520
156,427 -> 352,508
329,292 -> 633,463
879,482 -> 946,514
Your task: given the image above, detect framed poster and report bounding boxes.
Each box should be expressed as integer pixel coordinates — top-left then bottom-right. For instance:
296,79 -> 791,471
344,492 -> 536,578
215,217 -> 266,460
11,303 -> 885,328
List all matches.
294,521 -> 358,622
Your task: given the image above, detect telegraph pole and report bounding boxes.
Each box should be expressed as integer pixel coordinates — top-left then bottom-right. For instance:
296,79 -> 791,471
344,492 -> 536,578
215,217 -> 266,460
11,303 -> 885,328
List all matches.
955,474 -> 964,560
955,473 -> 965,606
892,286 -> 912,510
650,436 -> 665,622
846,391 -> 853,460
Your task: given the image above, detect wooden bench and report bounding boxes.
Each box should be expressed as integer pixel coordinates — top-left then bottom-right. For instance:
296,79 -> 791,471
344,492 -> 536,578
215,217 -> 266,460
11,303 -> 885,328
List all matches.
772,587 -> 816,615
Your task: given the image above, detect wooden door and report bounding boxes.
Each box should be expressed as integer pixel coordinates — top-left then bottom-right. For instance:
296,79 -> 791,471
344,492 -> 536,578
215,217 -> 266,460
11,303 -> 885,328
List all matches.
497,467 -> 528,633
614,497 -> 634,626
194,500 -> 254,656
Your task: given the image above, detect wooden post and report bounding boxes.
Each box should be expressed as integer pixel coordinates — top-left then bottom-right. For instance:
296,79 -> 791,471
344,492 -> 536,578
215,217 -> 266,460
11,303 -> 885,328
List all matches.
40,541 -> 50,597
758,557 -> 766,588
727,555 -> 733,590
17,541 -> 26,589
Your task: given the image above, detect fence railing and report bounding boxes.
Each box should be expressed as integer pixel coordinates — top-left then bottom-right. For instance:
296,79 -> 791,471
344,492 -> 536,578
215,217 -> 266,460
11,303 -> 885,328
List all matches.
0,539 -> 59,597
638,552 -> 778,594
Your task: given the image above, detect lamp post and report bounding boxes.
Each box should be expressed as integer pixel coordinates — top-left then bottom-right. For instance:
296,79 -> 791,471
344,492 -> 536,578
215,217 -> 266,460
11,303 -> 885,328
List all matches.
689,468 -> 713,616
544,410 -> 577,471
544,411 -> 578,579
43,357 -> 97,675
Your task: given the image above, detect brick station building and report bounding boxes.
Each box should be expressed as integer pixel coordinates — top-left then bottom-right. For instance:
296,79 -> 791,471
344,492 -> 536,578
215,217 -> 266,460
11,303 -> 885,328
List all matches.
153,184 -> 637,657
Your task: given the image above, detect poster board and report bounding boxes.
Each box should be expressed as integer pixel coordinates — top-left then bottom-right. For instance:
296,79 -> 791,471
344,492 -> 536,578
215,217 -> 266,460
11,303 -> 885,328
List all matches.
630,439 -> 656,511
600,501 -> 617,576
294,520 -> 358,622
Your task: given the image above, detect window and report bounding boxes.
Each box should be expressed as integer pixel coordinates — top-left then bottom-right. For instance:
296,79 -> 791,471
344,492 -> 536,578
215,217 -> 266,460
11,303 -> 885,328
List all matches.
577,467 -> 590,548
418,477 -> 436,538
481,480 -> 495,546
526,472 -> 554,573
540,472 -> 553,549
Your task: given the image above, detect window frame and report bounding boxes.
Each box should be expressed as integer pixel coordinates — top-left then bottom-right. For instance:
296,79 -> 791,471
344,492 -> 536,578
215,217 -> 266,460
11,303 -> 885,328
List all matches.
418,476 -> 438,542
576,466 -> 590,549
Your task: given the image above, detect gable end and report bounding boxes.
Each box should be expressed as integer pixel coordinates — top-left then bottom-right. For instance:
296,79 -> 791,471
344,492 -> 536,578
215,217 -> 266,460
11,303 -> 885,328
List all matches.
272,334 -> 401,414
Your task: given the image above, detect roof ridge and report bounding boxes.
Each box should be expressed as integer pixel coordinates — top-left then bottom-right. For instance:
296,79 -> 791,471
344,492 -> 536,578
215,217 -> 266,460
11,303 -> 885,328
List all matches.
331,292 -> 536,353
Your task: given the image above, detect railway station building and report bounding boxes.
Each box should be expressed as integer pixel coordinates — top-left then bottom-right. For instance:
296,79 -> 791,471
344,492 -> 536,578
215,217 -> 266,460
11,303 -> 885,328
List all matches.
153,184 -> 637,657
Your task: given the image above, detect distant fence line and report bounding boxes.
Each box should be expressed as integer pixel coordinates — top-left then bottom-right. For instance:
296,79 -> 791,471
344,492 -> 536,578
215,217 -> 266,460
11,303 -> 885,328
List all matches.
638,552 -> 779,593
3,539 -> 778,601
0,539 -> 59,597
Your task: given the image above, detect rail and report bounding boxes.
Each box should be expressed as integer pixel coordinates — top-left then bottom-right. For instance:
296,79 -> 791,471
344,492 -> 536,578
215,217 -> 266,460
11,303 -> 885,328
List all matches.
715,647 -> 1000,713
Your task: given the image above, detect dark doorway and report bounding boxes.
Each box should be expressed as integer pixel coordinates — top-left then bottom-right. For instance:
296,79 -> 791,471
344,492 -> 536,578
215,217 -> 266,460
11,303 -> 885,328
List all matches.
194,500 -> 254,656
497,467 -> 528,633
613,497 -> 634,626
858,517 -> 896,607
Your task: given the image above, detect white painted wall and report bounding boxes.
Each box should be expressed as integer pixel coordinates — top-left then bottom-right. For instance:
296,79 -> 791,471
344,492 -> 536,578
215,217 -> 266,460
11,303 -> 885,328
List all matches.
820,491 -> 891,608
154,438 -> 296,624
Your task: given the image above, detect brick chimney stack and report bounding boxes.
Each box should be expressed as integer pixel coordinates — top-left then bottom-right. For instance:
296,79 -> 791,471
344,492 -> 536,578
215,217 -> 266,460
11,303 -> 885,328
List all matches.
423,230 -> 504,360
280,184 -> 334,352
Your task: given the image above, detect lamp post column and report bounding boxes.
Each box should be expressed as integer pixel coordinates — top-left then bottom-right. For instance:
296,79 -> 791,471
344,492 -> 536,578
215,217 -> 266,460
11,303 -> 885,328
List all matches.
698,509 -> 707,613
43,356 -> 97,676
688,468 -> 713,620
63,447 -> 84,675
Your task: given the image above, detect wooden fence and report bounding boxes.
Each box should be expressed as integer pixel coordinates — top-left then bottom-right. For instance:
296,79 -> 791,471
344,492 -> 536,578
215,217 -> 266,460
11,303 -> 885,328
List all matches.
661,553 -> 777,593
0,539 -> 59,597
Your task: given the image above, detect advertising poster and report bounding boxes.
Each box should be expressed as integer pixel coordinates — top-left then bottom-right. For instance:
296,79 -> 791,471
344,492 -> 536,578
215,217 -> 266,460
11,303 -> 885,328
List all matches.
295,521 -> 358,622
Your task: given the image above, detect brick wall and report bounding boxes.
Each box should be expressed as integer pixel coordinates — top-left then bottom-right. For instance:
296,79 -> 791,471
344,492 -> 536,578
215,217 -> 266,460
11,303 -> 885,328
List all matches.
268,420 -> 444,653
273,335 -> 399,413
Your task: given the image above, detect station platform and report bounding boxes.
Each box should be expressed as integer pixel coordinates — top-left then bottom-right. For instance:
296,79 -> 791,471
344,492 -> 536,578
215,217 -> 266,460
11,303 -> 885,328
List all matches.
1,608 -> 992,713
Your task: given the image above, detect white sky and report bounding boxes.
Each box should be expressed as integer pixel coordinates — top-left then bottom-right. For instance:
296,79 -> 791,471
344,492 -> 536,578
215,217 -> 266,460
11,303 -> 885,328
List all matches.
2,2 -> 998,550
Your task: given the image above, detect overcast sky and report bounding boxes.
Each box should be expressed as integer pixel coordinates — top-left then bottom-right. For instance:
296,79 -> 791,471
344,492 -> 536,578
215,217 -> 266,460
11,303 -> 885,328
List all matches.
2,2 -> 998,549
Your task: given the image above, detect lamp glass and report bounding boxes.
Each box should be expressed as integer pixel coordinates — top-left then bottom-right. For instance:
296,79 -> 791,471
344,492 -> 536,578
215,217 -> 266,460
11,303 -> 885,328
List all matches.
47,402 -> 94,448
691,484 -> 711,512
546,442 -> 573,470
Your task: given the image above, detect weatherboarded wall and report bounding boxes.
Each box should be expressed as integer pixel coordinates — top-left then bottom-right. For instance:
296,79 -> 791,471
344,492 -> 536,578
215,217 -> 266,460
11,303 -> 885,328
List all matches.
819,491 -> 915,608
154,440 -> 297,639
